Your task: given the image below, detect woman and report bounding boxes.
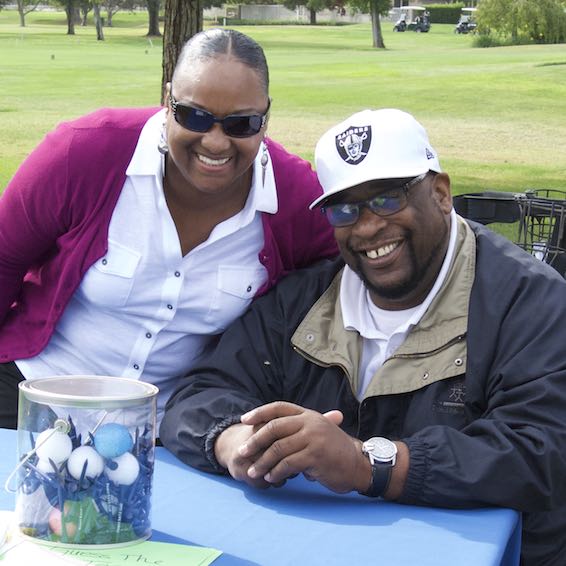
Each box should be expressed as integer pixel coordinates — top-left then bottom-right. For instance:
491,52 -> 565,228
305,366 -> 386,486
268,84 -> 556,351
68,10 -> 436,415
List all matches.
0,29 -> 337,428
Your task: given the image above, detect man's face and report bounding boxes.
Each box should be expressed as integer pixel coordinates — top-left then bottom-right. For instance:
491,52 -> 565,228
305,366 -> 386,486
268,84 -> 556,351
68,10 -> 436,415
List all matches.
333,173 -> 452,310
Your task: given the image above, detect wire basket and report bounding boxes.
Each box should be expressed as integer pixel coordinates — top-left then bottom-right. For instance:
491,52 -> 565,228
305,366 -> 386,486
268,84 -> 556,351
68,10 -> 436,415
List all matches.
453,189 -> 566,278
514,189 -> 566,277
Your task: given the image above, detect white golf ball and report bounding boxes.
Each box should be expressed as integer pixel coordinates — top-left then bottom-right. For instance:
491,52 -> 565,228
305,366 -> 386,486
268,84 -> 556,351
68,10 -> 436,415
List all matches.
67,446 -> 105,480
37,458 -> 59,474
35,428 -> 72,465
105,452 -> 140,486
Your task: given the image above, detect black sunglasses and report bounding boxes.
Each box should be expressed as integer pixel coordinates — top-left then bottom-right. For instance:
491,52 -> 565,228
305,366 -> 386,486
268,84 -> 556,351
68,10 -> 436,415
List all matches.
169,94 -> 270,138
321,173 -> 429,227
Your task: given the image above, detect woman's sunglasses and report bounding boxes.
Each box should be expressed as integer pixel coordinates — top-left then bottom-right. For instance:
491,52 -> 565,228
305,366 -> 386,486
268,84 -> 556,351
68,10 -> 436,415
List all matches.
169,94 -> 270,138
321,173 -> 429,227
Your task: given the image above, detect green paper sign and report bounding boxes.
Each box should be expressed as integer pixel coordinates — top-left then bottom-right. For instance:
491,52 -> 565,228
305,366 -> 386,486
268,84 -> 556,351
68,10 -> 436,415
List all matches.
1,537 -> 222,566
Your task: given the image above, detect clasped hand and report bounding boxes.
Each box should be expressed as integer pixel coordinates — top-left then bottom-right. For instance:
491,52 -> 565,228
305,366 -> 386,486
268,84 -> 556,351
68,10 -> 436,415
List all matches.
215,401 -> 369,494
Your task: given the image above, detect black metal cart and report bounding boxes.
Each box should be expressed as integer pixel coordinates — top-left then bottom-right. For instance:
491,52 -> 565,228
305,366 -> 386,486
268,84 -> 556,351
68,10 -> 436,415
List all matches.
453,189 -> 566,278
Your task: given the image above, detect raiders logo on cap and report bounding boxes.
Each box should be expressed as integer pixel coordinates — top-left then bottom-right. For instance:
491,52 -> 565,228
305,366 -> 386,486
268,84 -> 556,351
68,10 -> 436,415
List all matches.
335,125 -> 372,164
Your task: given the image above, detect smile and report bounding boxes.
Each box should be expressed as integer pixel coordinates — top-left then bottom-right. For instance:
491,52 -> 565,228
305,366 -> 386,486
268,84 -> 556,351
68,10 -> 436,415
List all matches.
365,242 -> 399,259
197,154 -> 231,166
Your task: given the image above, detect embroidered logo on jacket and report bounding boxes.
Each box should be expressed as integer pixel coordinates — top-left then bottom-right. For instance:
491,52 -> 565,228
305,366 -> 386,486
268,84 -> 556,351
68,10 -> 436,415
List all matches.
432,378 -> 466,415
335,125 -> 372,164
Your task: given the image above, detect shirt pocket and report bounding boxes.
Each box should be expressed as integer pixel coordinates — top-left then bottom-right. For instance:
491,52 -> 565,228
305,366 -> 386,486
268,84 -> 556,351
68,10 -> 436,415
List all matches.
78,240 -> 141,307
206,265 -> 267,332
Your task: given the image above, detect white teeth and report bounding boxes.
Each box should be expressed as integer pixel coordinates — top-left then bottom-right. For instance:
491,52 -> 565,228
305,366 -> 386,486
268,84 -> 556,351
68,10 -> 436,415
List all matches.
198,154 -> 230,166
366,243 -> 398,259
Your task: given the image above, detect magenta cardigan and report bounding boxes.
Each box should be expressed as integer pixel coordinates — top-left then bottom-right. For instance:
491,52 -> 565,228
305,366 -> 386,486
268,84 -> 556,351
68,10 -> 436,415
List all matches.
0,107 -> 337,361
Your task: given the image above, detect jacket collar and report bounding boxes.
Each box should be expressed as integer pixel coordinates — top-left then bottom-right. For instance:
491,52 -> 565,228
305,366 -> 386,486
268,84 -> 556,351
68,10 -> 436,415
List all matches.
291,216 -> 476,395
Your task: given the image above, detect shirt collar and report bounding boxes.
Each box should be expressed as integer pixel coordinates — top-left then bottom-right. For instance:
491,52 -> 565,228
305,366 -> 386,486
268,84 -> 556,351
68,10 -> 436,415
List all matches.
247,140 -> 278,215
126,108 -> 166,177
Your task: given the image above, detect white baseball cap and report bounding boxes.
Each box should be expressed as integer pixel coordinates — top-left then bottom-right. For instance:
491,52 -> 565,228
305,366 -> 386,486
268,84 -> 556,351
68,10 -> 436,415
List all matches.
310,108 -> 442,208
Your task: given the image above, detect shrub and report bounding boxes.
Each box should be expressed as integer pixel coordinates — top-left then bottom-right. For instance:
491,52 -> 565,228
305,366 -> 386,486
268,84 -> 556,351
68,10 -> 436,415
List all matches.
473,32 -> 504,48
427,3 -> 465,24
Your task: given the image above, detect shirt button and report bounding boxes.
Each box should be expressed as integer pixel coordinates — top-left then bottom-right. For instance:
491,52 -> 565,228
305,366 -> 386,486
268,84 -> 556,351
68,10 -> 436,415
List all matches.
145,332 -> 152,339
167,304 -> 173,310
246,285 -> 252,293
133,364 -> 140,370
174,271 -> 181,277
101,259 -> 108,265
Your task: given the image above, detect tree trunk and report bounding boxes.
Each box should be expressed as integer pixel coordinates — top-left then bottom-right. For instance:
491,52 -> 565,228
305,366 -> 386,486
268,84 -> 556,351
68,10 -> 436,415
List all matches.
309,8 -> 316,25
17,0 -> 26,26
80,3 -> 89,26
161,0 -> 202,104
93,2 -> 104,40
65,0 -> 76,35
370,1 -> 385,48
146,0 -> 161,37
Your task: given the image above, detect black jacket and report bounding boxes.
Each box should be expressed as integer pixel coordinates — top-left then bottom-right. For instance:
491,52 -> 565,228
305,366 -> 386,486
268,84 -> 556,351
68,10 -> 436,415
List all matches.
161,221 -> 566,565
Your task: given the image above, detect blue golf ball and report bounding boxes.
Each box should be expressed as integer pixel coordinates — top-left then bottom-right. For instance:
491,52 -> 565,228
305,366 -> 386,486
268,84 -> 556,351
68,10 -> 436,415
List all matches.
94,423 -> 133,459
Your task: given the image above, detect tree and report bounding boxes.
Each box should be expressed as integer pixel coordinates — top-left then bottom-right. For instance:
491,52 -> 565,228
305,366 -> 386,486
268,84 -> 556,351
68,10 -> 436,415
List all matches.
16,0 -> 42,27
103,0 -> 127,26
93,0 -> 104,39
282,0 -> 335,25
477,0 -> 566,44
58,0 -> 77,34
349,0 -> 391,48
79,0 -> 92,26
146,0 -> 161,36
161,0 -> 202,103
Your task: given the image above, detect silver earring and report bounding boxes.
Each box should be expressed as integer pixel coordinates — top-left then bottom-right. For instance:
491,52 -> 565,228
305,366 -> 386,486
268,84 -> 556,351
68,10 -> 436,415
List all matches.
158,122 -> 169,155
261,142 -> 269,187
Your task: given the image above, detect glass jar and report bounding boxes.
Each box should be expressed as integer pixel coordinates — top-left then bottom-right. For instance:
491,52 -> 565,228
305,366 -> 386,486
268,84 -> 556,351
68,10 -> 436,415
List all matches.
15,376 -> 158,548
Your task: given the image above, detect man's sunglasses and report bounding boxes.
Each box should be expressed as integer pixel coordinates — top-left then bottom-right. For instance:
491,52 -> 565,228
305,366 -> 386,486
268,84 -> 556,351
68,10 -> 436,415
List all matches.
321,172 -> 429,227
169,94 -> 270,138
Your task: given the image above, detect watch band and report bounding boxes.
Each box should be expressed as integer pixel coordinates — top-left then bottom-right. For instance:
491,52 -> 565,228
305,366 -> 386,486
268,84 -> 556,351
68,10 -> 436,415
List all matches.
360,461 -> 392,498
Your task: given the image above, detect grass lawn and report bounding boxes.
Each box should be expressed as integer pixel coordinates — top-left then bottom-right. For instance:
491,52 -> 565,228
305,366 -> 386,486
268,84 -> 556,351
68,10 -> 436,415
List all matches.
1,9 -> 565,200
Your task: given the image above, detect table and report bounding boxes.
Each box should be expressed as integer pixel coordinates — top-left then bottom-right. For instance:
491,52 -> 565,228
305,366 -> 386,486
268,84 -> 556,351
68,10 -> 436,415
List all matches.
0,428 -> 520,565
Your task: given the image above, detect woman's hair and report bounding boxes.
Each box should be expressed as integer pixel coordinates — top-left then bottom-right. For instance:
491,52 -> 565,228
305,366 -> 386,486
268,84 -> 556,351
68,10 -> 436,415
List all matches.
173,28 -> 269,94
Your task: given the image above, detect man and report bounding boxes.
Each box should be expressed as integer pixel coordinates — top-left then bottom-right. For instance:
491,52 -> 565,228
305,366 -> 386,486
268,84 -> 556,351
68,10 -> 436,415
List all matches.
160,109 -> 566,565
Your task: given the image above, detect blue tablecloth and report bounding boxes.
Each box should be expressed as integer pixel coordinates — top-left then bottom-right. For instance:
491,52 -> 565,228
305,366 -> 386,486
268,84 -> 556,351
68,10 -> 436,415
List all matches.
0,428 -> 520,565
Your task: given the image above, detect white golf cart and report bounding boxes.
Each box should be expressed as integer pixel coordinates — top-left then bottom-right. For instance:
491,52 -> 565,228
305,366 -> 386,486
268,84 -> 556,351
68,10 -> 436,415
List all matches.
393,6 -> 431,33
455,7 -> 477,34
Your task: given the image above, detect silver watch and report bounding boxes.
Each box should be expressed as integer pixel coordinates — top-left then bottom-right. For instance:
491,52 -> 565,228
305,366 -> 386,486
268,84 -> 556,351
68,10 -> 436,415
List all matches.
359,437 -> 397,497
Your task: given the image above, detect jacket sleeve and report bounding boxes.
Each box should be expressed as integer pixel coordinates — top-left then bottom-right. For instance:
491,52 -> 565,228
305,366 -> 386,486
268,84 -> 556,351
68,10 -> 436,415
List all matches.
159,288 -> 289,473
400,256 -> 566,513
0,124 -> 73,323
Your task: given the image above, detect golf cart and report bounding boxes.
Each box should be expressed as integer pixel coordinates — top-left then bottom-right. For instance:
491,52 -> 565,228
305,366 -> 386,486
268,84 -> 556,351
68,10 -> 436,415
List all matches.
455,7 -> 477,34
393,6 -> 431,33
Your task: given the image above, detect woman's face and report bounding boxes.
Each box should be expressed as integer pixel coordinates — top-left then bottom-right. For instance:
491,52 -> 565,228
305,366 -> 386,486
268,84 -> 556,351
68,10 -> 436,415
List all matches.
165,55 -> 269,203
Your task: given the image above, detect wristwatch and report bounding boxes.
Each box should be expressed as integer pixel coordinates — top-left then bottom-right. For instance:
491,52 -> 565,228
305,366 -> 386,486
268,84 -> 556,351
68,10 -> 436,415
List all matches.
359,437 -> 397,498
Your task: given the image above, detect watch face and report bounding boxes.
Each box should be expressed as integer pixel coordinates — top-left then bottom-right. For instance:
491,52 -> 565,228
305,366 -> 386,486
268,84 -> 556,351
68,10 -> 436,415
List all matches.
364,437 -> 397,461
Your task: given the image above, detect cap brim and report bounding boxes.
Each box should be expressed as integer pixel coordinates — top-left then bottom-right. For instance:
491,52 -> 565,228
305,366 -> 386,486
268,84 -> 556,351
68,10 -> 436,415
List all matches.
309,169 -> 436,209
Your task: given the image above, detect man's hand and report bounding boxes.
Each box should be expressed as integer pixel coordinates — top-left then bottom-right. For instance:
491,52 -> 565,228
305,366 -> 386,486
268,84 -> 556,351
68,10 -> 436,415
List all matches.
215,423 -> 273,489
237,401 -> 371,494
